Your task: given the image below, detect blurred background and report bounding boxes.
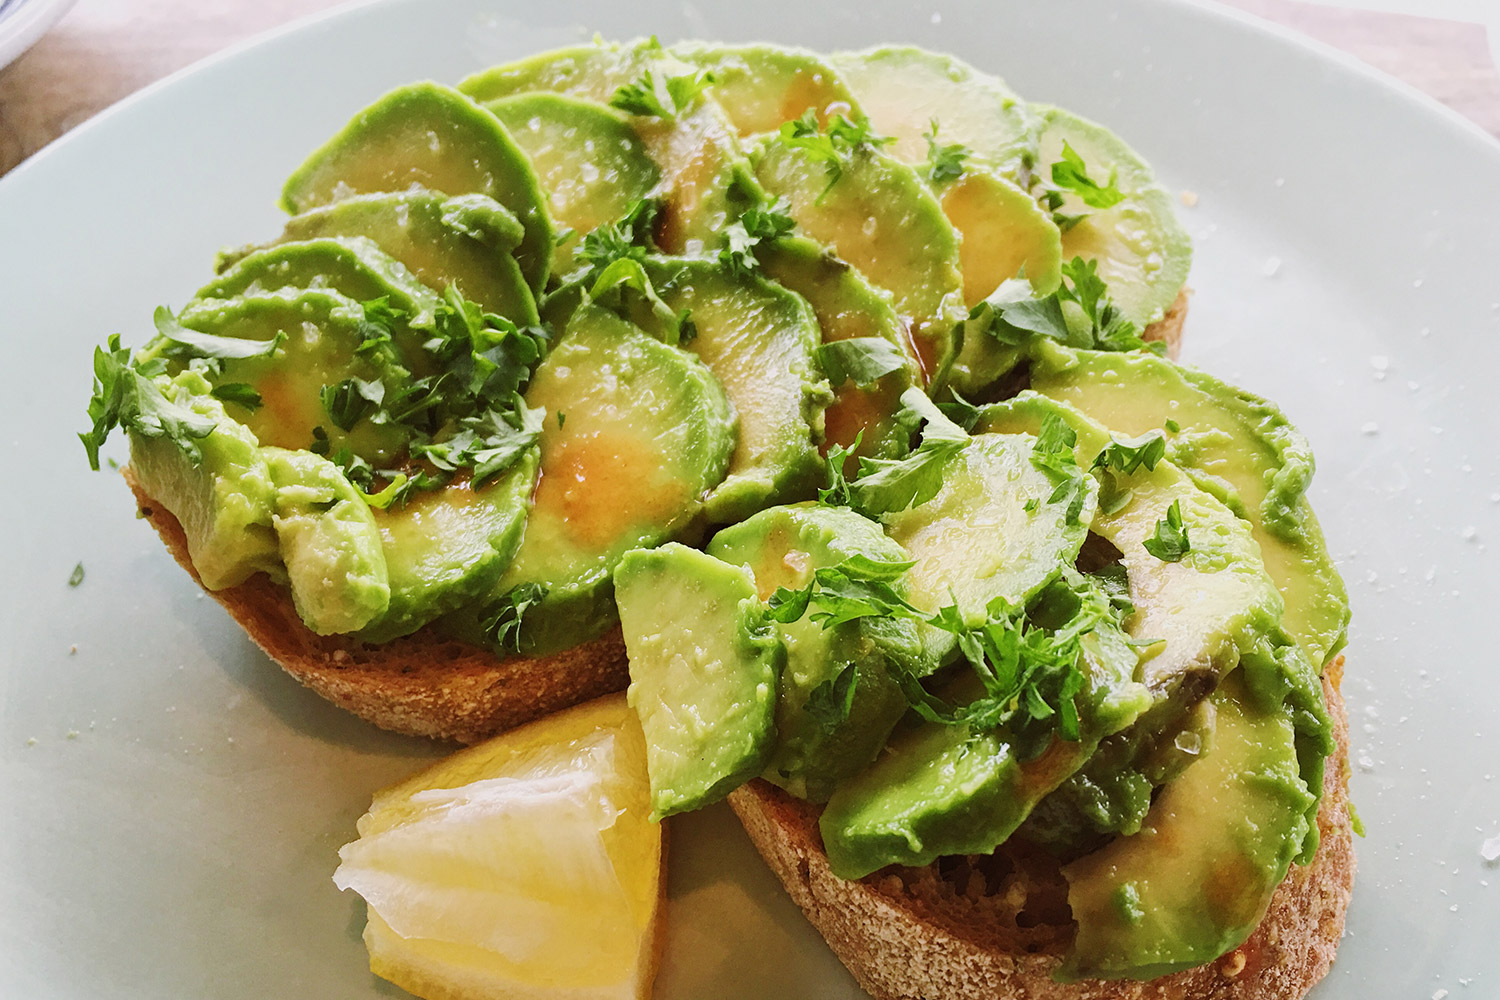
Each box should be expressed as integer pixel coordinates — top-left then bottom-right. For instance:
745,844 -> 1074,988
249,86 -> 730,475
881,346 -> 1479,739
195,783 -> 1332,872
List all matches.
1,0 -> 1498,176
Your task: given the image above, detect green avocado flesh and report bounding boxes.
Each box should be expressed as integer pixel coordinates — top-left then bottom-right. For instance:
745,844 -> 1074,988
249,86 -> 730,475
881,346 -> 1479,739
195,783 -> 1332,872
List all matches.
458,38 -> 664,107
264,447 -> 389,635
1059,671 -> 1314,981
272,191 -> 538,326
709,504 -> 922,802
831,46 -> 1037,182
358,451 -> 539,644
1028,345 -> 1350,669
751,133 -> 964,385
280,81 -> 553,295
757,237 -> 919,463
674,42 -> 860,137
126,372 -> 279,591
450,303 -> 736,656
643,257 -> 830,523
616,543 -> 782,819
1033,105 -> 1191,328
484,93 -> 660,279
172,289 -> 412,465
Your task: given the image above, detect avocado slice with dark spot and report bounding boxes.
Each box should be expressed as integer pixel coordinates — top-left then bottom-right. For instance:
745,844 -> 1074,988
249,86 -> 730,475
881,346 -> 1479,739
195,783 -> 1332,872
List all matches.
616,542 -> 783,819
281,82 -> 553,295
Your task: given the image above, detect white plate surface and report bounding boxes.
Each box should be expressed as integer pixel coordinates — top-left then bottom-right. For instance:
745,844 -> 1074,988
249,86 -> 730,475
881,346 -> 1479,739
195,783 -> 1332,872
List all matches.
2,0 -> 1498,996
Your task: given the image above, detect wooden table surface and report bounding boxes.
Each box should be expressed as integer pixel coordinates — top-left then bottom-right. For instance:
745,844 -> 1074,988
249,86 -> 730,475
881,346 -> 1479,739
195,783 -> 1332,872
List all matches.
1,0 -> 1499,176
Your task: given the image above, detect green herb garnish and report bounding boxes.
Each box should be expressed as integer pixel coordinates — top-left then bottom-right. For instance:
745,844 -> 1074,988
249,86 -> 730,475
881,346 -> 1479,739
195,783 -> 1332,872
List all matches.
609,68 -> 717,120
1143,498 -> 1191,562
923,119 -> 969,183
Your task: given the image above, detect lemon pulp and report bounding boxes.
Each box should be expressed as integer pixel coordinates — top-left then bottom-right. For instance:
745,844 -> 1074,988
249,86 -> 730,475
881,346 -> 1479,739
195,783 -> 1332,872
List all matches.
334,694 -> 662,1000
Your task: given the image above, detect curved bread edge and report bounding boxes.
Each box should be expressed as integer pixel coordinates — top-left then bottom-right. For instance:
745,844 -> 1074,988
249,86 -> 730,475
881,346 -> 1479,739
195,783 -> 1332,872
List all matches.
1143,288 -> 1190,361
124,469 -> 629,744
729,665 -> 1354,1000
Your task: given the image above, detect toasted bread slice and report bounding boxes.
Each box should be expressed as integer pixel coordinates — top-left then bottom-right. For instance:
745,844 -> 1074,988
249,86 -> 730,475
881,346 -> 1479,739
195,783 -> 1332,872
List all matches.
1144,288 -> 1190,361
124,468 -> 629,744
729,663 -> 1353,1000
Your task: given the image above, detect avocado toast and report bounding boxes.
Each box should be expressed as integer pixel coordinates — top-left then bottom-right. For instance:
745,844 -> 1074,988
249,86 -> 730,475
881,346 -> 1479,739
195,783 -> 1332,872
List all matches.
79,37 -> 1350,996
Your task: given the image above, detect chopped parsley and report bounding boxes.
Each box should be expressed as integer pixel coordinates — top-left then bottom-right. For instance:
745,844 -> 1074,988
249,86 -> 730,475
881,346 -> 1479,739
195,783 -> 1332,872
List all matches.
777,110 -> 893,202
68,562 -> 85,587
718,196 -> 796,276
923,119 -> 969,183
609,68 -> 717,120
813,336 -> 907,388
803,663 -> 859,734
1029,411 -> 1088,524
209,382 -> 262,411
480,582 -> 548,652
80,334 -> 217,470
826,389 -> 969,517
574,198 -> 660,284
1143,498 -> 1191,562
1040,140 -> 1125,231
1091,430 -> 1167,476
969,257 -> 1155,355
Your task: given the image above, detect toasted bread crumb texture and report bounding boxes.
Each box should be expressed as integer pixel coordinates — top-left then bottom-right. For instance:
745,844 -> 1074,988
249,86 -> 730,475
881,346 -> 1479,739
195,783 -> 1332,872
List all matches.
729,663 -> 1353,1000
126,469 -> 629,743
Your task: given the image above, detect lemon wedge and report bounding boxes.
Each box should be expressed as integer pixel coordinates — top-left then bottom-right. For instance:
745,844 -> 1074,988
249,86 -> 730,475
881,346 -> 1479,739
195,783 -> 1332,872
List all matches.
334,694 -> 664,1000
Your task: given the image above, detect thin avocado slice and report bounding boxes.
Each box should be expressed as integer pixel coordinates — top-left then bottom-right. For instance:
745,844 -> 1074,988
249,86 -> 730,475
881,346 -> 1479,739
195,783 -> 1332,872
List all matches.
272,191 -> 538,325
673,42 -> 861,136
882,432 -> 1097,625
938,167 -> 1064,394
450,303 -> 736,656
752,132 -> 964,384
708,504 -> 923,802
615,542 -> 782,819
170,288 -> 412,465
484,93 -> 661,278
757,236 -> 920,463
263,447 -> 390,636
1027,345 -> 1349,669
281,82 -> 553,295
1059,671 -> 1315,981
458,38 -> 665,106
126,370 -> 280,591
643,257 -> 829,523
831,46 -> 1038,182
1033,105 -> 1191,328
358,450 -> 540,644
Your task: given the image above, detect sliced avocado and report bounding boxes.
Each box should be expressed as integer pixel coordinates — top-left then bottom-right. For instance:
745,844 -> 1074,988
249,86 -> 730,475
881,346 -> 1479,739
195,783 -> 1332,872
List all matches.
882,432 -> 1097,625
977,393 -> 1283,693
752,132 -> 964,384
757,236 -> 920,463
198,237 -> 439,326
1059,671 -> 1315,981
126,370 -> 279,591
450,303 -> 736,655
358,450 -> 539,644
484,93 -> 660,278
830,46 -> 1037,182
169,288 -> 412,465
1028,345 -> 1350,669
643,256 -> 829,523
281,82 -> 553,294
1033,105 -> 1191,328
939,168 -> 1064,394
708,504 -> 923,802
615,543 -> 782,818
263,447 -> 389,635
272,191 -> 538,326
673,42 -> 861,136
458,38 -> 665,106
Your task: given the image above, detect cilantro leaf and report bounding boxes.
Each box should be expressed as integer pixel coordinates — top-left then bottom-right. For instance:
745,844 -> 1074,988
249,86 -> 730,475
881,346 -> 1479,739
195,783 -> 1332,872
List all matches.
1091,430 -> 1167,476
778,110 -> 892,202
814,337 -> 908,387
609,68 -> 716,119
210,382 -> 262,411
923,119 -> 969,183
1143,498 -> 1191,562
1051,140 -> 1125,210
481,583 -> 548,652
152,306 -> 283,360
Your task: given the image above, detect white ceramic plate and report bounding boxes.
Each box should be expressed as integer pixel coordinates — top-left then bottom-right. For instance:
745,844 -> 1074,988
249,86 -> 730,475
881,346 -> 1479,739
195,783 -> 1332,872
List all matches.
0,0 -> 75,71
2,0 -> 1498,995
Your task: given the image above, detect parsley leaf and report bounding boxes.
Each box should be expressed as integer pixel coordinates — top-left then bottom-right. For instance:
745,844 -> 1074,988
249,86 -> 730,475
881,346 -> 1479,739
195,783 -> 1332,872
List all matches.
574,198 -> 660,284
320,376 -> 385,431
210,382 -> 262,411
151,306 -> 284,360
923,119 -> 969,183
936,389 -> 982,432
609,68 -> 716,120
814,337 -> 908,388
1029,411 -> 1088,524
804,663 -> 859,734
718,196 -> 796,276
410,398 -> 545,487
80,335 -> 217,470
778,110 -> 893,202
68,562 -> 85,587
970,257 -> 1154,355
842,389 -> 968,517
480,583 -> 549,652
765,555 -> 921,629
1091,430 -> 1167,476
818,430 -> 861,507
1143,498 -> 1191,562
586,256 -> 694,346
1051,140 -> 1125,210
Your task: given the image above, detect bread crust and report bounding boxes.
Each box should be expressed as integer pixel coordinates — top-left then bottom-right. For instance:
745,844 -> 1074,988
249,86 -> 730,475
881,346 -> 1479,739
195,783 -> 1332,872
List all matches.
1143,288 -> 1190,361
729,665 -> 1354,1000
125,469 -> 629,744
